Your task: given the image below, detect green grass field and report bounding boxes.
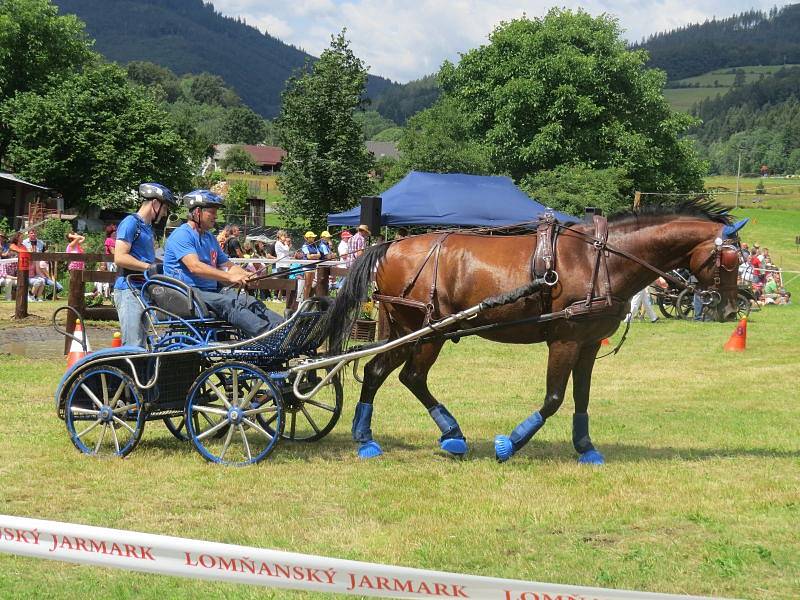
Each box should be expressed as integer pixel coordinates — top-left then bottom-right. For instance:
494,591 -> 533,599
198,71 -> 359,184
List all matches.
663,65 -> 800,112
1,298 -> 799,598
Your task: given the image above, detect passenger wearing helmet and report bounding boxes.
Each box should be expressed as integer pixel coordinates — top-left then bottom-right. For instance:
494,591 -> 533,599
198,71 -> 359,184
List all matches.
163,190 -> 283,337
114,182 -> 178,347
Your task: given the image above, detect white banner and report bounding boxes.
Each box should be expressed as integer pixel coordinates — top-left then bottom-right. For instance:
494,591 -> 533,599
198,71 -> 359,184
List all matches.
0,514 -> 727,600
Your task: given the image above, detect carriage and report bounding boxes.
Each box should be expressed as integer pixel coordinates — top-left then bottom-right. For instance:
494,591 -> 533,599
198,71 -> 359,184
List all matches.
54,271 -> 344,466
54,203 -> 747,466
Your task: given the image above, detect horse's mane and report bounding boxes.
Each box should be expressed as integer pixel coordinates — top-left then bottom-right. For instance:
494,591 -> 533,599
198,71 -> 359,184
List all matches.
608,197 -> 732,226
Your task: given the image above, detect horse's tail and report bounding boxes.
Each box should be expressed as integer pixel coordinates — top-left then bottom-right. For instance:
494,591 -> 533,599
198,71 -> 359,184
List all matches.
322,243 -> 391,353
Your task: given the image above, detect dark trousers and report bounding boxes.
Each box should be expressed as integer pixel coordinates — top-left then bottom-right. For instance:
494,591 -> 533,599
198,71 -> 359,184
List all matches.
197,288 -> 284,338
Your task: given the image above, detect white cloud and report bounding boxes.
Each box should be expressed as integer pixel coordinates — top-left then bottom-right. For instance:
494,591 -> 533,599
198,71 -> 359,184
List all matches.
210,0 -> 791,82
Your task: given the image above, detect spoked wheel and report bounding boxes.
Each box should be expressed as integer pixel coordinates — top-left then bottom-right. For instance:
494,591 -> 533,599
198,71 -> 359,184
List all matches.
163,415 -> 191,441
657,291 -> 681,319
675,289 -> 697,320
65,366 -> 145,457
185,361 -> 284,466
736,291 -> 753,319
265,369 -> 343,442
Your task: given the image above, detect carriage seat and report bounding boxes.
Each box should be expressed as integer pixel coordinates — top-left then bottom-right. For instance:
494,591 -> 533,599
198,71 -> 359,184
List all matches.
141,273 -> 212,320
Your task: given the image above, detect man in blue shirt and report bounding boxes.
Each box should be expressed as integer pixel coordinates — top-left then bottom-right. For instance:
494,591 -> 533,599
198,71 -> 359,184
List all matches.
114,183 -> 178,347
163,190 -> 283,337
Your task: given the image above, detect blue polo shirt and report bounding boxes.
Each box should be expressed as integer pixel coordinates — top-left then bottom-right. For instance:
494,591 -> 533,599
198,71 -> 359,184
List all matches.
114,214 -> 155,290
163,223 -> 229,291
301,241 -> 319,258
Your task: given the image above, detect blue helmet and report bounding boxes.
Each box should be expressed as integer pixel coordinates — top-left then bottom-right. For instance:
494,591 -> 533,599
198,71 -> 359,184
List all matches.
183,189 -> 225,211
139,182 -> 178,207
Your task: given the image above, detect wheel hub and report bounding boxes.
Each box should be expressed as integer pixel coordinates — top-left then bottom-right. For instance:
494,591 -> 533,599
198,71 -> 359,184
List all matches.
227,407 -> 244,425
98,406 -> 114,423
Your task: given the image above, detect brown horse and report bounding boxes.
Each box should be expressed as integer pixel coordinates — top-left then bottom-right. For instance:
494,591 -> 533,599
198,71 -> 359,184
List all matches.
323,201 -> 742,462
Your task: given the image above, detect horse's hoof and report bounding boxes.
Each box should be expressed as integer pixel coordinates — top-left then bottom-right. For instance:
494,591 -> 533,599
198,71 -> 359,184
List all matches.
494,435 -> 514,462
577,449 -> 605,465
358,440 -> 383,459
440,437 -> 468,456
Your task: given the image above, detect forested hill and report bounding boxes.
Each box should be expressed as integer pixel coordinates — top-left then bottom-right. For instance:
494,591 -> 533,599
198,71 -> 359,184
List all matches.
636,3 -> 800,81
55,0 -> 396,118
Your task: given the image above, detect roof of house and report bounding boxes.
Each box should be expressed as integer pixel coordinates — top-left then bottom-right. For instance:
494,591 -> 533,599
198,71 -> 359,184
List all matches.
214,144 -> 286,165
366,141 -> 400,159
0,172 -> 51,191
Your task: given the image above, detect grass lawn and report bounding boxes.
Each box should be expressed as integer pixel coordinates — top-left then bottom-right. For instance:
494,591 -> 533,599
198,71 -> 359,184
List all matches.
1,297 -> 799,598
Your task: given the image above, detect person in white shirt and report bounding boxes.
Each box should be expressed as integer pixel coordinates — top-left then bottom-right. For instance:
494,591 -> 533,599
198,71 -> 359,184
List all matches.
337,230 -> 352,263
274,229 -> 292,273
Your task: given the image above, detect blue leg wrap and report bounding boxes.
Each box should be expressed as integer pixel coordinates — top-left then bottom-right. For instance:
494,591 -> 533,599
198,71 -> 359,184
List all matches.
429,404 -> 468,456
495,411 -> 544,462
352,402 -> 382,459
573,413 -> 604,465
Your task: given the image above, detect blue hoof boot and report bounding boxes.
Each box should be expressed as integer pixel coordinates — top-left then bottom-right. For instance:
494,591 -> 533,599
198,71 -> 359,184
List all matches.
358,440 -> 383,459
578,449 -> 605,465
440,437 -> 468,456
494,435 -> 514,462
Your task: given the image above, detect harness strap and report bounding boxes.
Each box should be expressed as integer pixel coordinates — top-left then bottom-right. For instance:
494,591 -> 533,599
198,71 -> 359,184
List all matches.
396,232 -> 452,325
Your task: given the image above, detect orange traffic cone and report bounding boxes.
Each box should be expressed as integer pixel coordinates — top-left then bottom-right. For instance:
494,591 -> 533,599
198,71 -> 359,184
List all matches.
111,331 -> 122,348
600,338 -> 610,346
66,319 -> 91,369
723,318 -> 747,352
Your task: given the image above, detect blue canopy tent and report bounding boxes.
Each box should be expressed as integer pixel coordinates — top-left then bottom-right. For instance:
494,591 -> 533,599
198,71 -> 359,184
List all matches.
327,171 -> 574,227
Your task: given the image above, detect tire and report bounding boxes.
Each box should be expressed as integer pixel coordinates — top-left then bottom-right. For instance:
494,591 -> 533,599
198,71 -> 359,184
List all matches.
65,366 -> 145,457
656,291 -> 683,319
163,415 -> 191,441
675,289 -> 697,320
264,369 -> 343,442
185,361 -> 284,466
736,291 -> 753,319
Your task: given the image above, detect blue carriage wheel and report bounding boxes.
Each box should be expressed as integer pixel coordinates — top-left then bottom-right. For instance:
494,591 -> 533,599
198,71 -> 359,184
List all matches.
185,361 -> 284,466
65,366 -> 145,458
262,369 -> 343,443
162,415 -> 190,441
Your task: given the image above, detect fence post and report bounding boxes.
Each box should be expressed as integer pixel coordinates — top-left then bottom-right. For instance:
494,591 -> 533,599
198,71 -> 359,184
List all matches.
64,269 -> 84,355
14,254 -> 29,319
315,266 -> 330,297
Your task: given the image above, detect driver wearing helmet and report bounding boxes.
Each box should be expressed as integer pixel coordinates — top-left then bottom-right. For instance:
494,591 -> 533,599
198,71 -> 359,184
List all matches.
163,190 -> 283,337
114,182 -> 178,347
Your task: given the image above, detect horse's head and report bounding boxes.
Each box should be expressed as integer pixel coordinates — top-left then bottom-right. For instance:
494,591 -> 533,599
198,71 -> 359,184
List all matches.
688,236 -> 741,322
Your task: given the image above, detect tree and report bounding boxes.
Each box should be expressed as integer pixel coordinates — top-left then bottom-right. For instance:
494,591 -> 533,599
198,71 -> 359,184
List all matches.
277,32 -> 374,229
221,146 -> 259,173
189,73 -> 240,107
353,110 -> 397,140
398,96 -> 492,175
429,9 -> 705,193
520,165 -> 632,216
220,106 -> 268,144
2,63 -> 192,210
126,60 -> 182,102
0,0 -> 95,159
224,180 -> 249,218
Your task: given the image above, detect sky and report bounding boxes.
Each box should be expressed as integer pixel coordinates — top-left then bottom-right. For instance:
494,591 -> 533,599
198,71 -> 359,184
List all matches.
210,1 -> 791,83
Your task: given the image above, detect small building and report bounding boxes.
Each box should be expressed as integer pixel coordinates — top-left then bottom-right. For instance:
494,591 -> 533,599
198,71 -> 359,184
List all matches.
366,141 -> 400,160
0,172 -> 56,229
210,144 -> 286,174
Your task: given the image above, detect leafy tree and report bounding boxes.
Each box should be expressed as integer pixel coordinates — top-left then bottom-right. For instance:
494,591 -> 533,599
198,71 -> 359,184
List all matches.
0,0 -> 95,159
2,63 -> 192,210
397,96 -> 492,174
224,180 -> 249,218
221,146 -> 258,173
220,106 -> 268,144
432,10 -> 705,193
277,32 -> 374,229
189,72 -> 239,107
520,165 -> 632,217
126,60 -> 182,102
353,110 -> 397,140
787,148 -> 800,174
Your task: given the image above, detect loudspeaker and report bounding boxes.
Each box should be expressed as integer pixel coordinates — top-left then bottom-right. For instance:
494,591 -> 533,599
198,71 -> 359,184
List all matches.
359,196 -> 382,235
